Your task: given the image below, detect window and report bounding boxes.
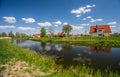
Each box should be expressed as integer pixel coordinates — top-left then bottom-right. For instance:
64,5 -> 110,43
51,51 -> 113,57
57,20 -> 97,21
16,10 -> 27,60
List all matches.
98,29 -> 102,32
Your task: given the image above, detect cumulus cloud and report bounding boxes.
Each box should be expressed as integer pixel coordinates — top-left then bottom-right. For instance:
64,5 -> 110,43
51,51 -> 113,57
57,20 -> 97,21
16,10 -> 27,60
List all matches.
0,25 -> 15,29
82,16 -> 91,20
86,4 -> 96,8
3,16 -> 16,23
80,23 -> 89,26
90,18 -> 103,23
82,18 -> 86,20
37,22 -> 52,27
22,18 -> 35,23
53,21 -> 62,27
71,4 -> 95,17
72,25 -> 84,30
63,22 -> 68,25
86,16 -> 92,19
76,15 -> 81,17
107,21 -> 117,25
18,27 -> 35,30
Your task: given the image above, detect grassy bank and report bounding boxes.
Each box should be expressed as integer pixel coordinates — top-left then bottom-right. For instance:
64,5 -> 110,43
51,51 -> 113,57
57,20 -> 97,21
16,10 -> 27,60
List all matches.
0,40 -> 120,77
31,36 -> 120,47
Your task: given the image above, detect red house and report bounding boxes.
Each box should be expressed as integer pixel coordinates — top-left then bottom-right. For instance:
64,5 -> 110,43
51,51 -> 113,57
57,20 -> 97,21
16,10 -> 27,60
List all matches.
33,34 -> 40,37
89,25 -> 111,36
57,32 -> 64,37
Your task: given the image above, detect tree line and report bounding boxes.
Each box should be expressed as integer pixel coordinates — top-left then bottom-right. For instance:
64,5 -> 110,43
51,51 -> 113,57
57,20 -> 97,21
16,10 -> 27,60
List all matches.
40,24 -> 73,37
0,31 -> 28,38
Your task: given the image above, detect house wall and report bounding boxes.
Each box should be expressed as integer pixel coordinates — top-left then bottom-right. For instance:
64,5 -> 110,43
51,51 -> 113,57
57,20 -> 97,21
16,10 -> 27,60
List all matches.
103,33 -> 110,36
90,33 -> 98,37
90,33 -> 110,37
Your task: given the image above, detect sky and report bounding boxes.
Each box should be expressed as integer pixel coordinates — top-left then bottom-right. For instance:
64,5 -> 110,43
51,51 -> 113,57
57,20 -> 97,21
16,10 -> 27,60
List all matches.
0,0 -> 120,35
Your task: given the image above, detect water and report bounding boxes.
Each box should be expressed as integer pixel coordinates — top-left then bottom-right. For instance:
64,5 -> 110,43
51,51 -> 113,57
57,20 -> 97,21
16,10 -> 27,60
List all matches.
13,40 -> 120,73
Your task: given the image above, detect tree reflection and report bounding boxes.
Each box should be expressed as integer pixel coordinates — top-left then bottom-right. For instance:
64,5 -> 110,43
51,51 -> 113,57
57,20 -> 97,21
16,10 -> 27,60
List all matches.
41,42 -> 46,49
63,44 -> 72,51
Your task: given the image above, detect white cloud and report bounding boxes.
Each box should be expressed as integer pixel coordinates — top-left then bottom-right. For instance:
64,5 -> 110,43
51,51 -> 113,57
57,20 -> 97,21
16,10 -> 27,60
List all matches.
86,4 -> 96,8
37,22 -> 52,27
71,4 -> 95,17
3,16 -> 16,23
97,19 -> 103,21
22,18 -> 35,23
63,22 -> 68,25
82,18 -> 86,20
0,25 -> 15,29
86,16 -> 91,19
110,25 -> 116,27
18,27 -> 35,30
72,25 -> 84,30
53,21 -> 62,27
107,21 -> 117,25
90,18 -> 103,23
80,23 -> 89,26
76,15 -> 81,17
82,16 -> 91,20
90,19 -> 96,22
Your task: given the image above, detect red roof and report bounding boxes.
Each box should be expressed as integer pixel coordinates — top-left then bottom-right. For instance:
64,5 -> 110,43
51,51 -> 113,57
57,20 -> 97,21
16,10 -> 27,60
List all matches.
33,34 -> 40,37
57,32 -> 64,36
90,25 -> 111,33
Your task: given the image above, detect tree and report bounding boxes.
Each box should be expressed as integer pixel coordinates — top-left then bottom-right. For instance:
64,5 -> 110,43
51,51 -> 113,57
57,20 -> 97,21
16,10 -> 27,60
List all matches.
21,33 -> 28,38
16,32 -> 21,38
40,27 -> 46,37
0,33 -> 2,37
8,31 -> 14,37
62,24 -> 72,36
1,32 -> 7,37
48,27 -> 54,38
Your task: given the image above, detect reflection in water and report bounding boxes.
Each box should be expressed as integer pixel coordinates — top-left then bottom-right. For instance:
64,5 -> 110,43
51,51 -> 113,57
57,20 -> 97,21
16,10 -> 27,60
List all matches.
90,46 -> 111,53
63,44 -> 72,51
12,39 -> 26,44
41,42 -> 46,49
13,40 -> 120,73
55,44 -> 62,51
45,45 -> 51,51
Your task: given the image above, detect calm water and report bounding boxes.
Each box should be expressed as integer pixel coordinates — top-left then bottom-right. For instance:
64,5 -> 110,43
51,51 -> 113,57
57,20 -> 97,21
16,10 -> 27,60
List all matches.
13,40 -> 120,73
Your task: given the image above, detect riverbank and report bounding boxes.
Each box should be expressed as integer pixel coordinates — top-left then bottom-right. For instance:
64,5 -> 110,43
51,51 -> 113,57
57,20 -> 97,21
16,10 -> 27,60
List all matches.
0,37 -> 11,40
31,36 -> 120,47
0,40 -> 119,77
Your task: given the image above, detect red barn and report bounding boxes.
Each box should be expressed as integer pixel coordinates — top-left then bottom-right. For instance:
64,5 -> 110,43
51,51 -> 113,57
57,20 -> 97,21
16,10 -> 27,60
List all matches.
89,25 -> 111,36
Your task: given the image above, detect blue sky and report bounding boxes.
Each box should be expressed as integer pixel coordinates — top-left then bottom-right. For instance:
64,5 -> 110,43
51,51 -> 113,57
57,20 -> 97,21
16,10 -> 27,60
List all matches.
0,0 -> 120,35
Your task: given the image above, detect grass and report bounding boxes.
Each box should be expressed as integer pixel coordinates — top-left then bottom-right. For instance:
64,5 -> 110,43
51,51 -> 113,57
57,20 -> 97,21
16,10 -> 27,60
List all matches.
31,36 -> 120,47
0,39 -> 120,77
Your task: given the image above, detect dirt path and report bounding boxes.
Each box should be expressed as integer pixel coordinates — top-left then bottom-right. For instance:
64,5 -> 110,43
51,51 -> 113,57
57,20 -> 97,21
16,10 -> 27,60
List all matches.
0,59 -> 47,77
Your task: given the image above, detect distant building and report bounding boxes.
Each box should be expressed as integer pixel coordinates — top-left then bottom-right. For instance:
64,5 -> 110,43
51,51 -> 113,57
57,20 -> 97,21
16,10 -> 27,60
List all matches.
33,34 -> 40,37
72,34 -> 80,38
89,25 -> 111,36
57,32 -> 64,37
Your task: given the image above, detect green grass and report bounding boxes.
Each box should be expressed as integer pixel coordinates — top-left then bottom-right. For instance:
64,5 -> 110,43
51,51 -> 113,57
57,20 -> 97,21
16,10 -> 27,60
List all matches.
31,36 -> 120,47
0,39 -> 120,77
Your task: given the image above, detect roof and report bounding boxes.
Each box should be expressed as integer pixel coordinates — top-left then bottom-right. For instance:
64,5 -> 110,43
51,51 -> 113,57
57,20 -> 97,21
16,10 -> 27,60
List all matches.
57,32 -> 64,36
33,34 -> 40,37
90,25 -> 111,33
